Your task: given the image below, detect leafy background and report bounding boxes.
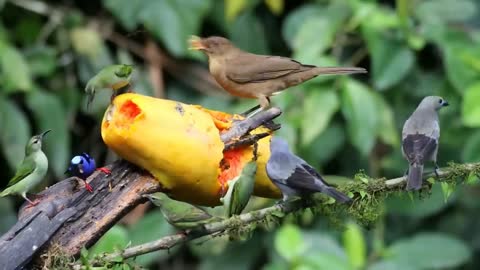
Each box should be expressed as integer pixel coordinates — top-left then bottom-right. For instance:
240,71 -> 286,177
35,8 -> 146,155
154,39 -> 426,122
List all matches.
1,0 -> 480,269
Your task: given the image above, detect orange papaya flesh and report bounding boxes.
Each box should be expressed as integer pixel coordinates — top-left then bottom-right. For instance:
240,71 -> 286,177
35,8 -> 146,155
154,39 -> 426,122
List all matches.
102,93 -> 281,206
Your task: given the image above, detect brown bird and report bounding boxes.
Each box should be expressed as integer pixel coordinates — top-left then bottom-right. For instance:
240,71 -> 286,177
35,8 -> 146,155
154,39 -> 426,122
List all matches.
189,36 -> 367,113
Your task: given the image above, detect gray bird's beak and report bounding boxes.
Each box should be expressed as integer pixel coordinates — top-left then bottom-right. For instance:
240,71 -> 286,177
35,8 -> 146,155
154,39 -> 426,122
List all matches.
40,129 -> 52,138
442,101 -> 449,107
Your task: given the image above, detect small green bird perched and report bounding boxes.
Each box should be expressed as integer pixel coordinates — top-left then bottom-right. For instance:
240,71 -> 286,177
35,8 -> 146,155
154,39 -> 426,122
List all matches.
144,192 -> 222,230
85,64 -> 134,108
0,130 -> 51,206
221,160 -> 257,217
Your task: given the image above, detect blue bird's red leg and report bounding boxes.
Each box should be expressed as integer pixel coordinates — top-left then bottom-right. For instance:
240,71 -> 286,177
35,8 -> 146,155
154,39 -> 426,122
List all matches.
84,180 -> 93,193
96,167 -> 111,175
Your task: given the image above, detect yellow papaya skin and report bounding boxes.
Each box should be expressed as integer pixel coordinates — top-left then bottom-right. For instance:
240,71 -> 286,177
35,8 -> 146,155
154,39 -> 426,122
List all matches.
102,93 -> 281,206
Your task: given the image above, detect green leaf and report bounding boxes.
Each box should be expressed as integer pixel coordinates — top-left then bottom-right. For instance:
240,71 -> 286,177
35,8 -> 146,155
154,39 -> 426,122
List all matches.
302,253 -> 351,270
70,27 -> 105,60
440,182 -> 454,202
274,224 -> 306,262
139,0 -> 212,57
26,90 -> 70,178
198,235 -> 264,270
388,233 -> 472,269
24,45 -> 57,78
363,28 -> 414,90
368,261 -> 415,270
301,123 -> 345,164
102,0 -> 143,30
443,42 -> 480,93
461,82 -> 480,127
0,98 -> 31,169
283,4 -> 322,49
302,231 -> 347,259
291,2 -> 350,62
129,211 -> 176,266
386,184 -> 451,218
372,93 -> 399,147
225,0 -> 249,22
265,0 -> 284,15
292,17 -> 335,60
229,11 -> 268,55
357,3 -> 399,31
301,88 -> 340,146
343,222 -> 366,269
0,41 -> 33,93
263,261 -> 288,270
415,0 -> 477,24
462,130 -> 480,162
89,225 -> 129,257
341,80 -> 378,156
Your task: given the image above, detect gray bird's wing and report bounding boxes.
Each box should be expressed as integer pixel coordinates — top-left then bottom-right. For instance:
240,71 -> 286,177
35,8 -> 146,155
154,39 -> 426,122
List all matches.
284,163 -> 325,193
402,133 -> 438,164
6,156 -> 35,187
225,55 -> 312,83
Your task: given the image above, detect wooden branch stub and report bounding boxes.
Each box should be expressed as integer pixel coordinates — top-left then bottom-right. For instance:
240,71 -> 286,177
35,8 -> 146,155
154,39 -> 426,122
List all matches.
220,107 -> 282,143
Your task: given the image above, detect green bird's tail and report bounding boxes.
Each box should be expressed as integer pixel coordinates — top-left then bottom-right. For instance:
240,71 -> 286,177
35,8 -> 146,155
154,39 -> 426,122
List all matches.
0,188 -> 11,197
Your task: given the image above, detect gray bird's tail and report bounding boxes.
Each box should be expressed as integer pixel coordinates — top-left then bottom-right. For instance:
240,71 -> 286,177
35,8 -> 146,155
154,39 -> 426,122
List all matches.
407,163 -> 423,191
322,186 -> 352,204
312,66 -> 367,76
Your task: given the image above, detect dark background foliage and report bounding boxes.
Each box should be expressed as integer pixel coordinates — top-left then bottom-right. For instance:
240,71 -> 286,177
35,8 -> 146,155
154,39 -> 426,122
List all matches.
1,0 -> 480,269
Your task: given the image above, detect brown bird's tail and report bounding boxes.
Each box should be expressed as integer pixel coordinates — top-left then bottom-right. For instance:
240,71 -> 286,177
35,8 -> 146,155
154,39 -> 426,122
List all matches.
406,163 -> 423,191
312,66 -> 367,76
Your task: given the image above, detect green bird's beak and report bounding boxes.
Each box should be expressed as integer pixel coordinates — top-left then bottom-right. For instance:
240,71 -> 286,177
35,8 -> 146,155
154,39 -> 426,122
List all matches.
41,129 -> 52,138
86,93 -> 95,110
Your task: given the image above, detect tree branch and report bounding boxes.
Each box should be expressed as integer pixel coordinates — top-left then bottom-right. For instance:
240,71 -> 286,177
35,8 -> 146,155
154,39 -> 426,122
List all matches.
89,162 -> 480,264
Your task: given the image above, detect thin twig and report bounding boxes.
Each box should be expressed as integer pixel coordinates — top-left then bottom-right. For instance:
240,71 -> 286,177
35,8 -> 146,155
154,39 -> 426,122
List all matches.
145,38 -> 165,98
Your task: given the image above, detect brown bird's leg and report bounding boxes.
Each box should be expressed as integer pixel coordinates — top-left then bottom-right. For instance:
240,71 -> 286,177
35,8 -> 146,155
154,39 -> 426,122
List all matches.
246,96 -> 270,118
240,105 -> 261,117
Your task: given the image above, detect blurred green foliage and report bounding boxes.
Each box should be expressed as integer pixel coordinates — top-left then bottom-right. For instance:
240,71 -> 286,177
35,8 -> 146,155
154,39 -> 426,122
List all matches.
1,0 -> 480,269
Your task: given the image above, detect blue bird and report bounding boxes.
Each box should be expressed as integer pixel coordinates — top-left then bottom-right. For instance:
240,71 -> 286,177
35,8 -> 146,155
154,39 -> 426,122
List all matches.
266,137 -> 351,203
65,153 -> 111,192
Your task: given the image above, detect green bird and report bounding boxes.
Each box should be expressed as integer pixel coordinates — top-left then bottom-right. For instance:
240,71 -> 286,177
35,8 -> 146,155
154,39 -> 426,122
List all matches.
0,130 -> 51,206
144,192 -> 221,230
85,64 -> 134,108
221,160 -> 257,217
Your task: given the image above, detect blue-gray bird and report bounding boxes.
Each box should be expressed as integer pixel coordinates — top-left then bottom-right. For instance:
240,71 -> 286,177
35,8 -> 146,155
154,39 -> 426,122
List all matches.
266,137 -> 351,203
0,130 -> 50,206
402,96 -> 449,190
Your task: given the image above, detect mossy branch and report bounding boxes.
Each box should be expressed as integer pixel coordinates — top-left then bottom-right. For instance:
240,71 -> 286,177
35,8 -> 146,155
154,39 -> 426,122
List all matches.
87,162 -> 480,266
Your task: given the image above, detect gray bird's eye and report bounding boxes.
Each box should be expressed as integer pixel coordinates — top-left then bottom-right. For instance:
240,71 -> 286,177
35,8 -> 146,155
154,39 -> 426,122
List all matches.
438,99 -> 443,104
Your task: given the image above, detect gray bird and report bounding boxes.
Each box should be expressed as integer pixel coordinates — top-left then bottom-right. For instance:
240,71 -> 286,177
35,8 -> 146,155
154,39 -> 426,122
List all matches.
266,137 -> 351,203
402,96 -> 449,191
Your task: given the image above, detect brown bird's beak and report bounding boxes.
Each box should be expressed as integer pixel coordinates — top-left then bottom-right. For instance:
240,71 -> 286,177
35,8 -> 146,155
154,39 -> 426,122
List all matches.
188,36 -> 206,51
